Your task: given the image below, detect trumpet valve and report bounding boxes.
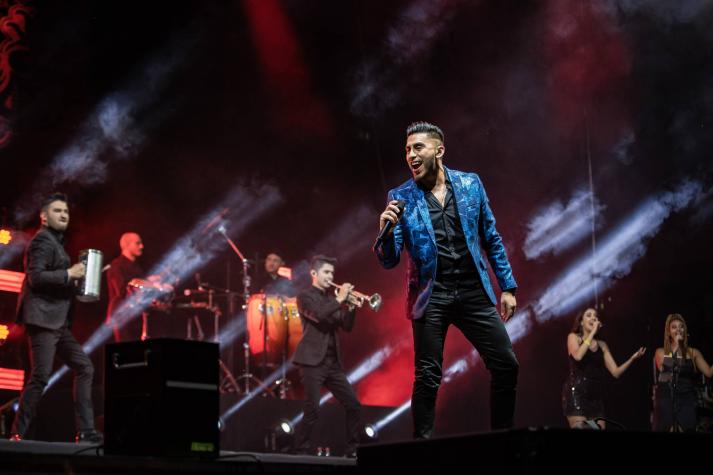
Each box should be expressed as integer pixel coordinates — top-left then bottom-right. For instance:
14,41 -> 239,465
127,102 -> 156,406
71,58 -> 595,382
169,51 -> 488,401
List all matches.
368,293 -> 382,312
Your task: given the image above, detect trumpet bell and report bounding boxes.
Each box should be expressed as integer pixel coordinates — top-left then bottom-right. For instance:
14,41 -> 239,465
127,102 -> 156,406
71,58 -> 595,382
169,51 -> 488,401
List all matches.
368,293 -> 382,312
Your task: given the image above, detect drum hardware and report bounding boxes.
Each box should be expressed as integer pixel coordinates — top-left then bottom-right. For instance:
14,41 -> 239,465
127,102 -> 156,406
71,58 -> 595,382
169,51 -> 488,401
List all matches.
77,249 -> 103,302
126,278 -> 175,340
328,282 -> 382,311
246,292 -> 302,398
177,283 -> 243,395
214,228 -> 297,397
215,226 -> 275,396
127,278 -> 174,312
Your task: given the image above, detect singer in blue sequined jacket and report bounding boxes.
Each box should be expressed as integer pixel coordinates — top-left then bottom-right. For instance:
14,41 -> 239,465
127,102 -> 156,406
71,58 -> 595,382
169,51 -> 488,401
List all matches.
375,165 -> 516,320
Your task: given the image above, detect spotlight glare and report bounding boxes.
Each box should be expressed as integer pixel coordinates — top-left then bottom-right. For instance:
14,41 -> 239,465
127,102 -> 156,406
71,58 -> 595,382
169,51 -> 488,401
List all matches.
279,420 -> 294,435
267,418 -> 296,453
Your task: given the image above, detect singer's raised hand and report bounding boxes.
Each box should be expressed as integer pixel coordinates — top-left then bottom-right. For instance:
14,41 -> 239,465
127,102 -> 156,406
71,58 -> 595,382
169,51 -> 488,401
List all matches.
631,346 -> 646,360
379,200 -> 404,231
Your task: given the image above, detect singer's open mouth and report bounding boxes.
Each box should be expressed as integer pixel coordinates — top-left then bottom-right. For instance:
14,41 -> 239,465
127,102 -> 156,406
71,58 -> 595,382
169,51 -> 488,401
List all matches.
410,161 -> 422,172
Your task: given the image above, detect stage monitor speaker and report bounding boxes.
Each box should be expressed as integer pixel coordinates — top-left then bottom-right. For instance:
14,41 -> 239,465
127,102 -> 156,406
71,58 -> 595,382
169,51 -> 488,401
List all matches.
104,338 -> 219,457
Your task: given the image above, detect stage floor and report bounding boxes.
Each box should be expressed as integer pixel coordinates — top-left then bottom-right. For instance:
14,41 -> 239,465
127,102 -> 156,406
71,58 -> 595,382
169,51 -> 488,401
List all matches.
3,427 -> 712,474
0,439 -> 356,474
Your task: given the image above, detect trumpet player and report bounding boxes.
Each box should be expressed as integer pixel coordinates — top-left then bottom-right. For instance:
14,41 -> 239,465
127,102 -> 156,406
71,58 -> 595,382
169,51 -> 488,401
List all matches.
292,255 -> 361,458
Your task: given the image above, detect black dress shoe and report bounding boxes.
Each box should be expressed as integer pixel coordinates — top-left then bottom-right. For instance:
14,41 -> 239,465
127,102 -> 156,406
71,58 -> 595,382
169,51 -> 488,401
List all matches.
75,430 -> 103,444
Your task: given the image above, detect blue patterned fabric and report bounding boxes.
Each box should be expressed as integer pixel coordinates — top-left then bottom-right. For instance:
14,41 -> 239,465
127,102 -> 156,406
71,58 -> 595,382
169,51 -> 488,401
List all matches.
375,166 -> 517,320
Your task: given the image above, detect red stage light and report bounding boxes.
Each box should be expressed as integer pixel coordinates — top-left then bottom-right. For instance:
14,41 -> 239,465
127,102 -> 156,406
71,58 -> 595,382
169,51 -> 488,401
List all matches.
0,269 -> 24,293
0,367 -> 25,391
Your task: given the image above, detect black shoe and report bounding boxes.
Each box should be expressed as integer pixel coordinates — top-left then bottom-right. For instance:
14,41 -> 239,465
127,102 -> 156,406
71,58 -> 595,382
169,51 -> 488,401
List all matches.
75,430 -> 103,444
345,448 -> 358,459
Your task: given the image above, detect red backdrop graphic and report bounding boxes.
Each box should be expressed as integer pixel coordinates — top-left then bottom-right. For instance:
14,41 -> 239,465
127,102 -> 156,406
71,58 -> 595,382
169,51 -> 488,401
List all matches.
0,0 -> 33,149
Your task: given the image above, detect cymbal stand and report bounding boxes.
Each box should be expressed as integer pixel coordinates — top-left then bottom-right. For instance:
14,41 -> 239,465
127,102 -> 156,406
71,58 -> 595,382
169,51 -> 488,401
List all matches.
217,227 -> 266,395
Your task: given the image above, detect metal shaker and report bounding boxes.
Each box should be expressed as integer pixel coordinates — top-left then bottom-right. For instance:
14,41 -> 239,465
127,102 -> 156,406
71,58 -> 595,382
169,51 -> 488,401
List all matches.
77,249 -> 103,302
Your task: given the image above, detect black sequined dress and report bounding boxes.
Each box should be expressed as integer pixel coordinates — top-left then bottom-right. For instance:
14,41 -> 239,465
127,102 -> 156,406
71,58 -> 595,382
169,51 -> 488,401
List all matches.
562,347 -> 605,418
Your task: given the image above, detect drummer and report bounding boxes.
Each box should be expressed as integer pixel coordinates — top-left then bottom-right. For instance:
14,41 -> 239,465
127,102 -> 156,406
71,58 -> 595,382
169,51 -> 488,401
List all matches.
248,251 -> 299,384
105,232 -> 171,342
252,252 -> 296,297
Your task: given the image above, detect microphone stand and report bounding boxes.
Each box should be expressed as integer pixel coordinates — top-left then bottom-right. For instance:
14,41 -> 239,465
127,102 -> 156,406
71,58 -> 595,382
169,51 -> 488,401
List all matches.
670,347 -> 682,432
217,227 -> 265,395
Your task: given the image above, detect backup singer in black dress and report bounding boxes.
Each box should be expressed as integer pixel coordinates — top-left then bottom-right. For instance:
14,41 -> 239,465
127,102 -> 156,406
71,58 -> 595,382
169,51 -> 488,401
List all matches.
562,308 -> 645,429
653,313 -> 713,432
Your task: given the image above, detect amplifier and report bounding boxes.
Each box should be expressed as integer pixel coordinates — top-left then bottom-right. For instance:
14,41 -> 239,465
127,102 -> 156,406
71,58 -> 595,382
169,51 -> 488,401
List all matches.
104,338 -> 219,457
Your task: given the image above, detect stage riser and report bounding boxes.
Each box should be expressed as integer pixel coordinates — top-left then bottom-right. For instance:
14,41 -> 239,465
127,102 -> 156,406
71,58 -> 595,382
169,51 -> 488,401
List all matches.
357,428 -> 713,472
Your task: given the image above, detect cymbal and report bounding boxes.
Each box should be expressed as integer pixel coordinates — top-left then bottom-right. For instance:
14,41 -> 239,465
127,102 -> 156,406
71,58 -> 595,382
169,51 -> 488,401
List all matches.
128,278 -> 173,293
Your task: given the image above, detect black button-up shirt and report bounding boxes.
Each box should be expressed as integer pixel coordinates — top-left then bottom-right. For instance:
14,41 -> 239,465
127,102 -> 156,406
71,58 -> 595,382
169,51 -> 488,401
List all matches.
106,254 -> 145,319
423,178 -> 478,280
252,272 -> 296,297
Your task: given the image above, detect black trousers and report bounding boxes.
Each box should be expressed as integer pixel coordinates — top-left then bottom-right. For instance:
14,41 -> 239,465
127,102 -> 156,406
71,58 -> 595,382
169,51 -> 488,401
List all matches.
12,325 -> 95,437
411,277 -> 519,438
295,353 -> 361,454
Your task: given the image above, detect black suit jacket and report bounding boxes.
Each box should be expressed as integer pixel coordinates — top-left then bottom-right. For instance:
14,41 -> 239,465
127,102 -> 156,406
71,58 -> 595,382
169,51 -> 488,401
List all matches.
292,286 -> 356,367
16,227 -> 75,330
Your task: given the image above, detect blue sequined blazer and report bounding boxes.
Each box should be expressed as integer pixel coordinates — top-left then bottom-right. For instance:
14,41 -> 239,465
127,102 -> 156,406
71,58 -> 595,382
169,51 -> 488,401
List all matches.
375,166 -> 517,320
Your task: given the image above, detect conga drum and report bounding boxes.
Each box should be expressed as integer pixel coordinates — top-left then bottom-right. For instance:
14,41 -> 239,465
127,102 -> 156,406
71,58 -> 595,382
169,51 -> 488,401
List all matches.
246,294 -> 288,367
283,297 -> 303,359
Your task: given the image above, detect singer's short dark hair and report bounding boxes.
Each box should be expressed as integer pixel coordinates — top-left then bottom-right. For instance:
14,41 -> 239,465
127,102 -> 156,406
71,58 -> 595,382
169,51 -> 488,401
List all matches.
311,254 -> 337,272
40,192 -> 69,214
406,121 -> 444,143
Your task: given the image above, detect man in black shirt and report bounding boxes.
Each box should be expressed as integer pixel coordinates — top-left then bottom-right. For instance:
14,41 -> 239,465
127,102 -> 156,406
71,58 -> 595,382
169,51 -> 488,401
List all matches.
105,232 -> 145,342
252,252 -> 294,296
292,255 -> 361,457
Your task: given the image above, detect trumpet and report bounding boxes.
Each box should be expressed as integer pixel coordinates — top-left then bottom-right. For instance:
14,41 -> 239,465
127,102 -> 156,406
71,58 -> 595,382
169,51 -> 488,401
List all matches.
329,282 -> 382,312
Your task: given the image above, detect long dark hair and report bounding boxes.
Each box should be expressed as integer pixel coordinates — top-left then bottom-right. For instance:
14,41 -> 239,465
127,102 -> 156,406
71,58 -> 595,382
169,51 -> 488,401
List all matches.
570,307 -> 598,337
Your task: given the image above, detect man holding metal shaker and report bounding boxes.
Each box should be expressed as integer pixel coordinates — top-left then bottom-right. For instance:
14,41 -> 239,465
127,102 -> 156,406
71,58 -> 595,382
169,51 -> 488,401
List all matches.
10,192 -> 102,444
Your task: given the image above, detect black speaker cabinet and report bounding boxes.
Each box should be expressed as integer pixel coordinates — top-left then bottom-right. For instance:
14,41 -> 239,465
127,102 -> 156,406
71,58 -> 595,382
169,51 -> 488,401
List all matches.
104,338 -> 219,457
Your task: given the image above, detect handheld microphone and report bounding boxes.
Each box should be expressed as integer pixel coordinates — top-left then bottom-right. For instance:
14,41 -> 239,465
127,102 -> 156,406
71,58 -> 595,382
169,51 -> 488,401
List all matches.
373,200 -> 405,250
